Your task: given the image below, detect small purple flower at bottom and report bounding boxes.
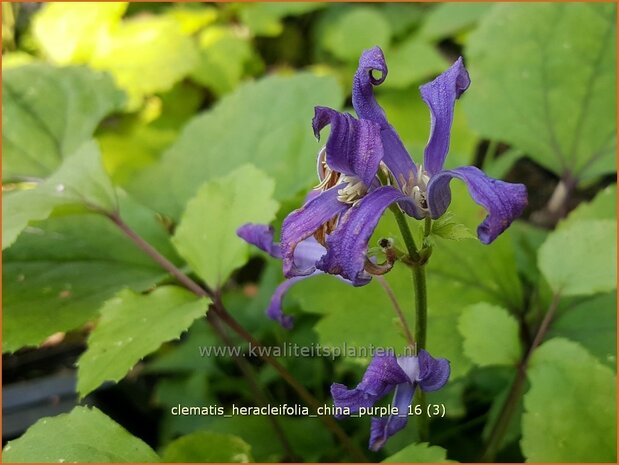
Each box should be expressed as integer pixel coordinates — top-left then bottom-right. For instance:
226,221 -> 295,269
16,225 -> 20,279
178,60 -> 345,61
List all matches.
331,350 -> 450,451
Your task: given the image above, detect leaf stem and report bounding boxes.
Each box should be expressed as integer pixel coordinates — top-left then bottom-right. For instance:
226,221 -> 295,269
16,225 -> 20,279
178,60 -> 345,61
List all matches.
207,309 -> 297,460
106,212 -> 368,462
482,293 -> 561,461
375,275 -> 415,348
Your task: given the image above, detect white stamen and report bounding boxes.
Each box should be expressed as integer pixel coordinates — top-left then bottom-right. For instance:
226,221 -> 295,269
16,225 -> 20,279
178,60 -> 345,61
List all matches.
403,165 -> 431,214
337,175 -> 367,205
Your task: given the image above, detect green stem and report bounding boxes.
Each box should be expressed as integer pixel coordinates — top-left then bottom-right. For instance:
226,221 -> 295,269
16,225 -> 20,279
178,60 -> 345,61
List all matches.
392,208 -> 430,442
390,205 -> 420,262
412,265 -> 428,351
412,263 -> 429,442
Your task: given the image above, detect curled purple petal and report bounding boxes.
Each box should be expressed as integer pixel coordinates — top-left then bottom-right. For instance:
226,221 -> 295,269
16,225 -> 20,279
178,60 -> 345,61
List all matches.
237,223 -> 281,258
313,107 -> 384,187
417,349 -> 451,392
420,57 -> 471,176
281,187 -> 349,277
331,353 -> 408,416
317,187 -> 413,285
369,383 -> 414,451
266,274 -> 317,329
352,46 -> 417,192
427,166 -> 528,244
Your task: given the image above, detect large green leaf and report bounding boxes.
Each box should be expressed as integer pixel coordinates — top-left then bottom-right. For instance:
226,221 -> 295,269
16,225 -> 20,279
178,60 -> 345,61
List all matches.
172,165 -> 279,289
2,406 -> 159,462
77,286 -> 209,397
419,3 -> 493,41
458,303 -> 522,367
522,338 -> 617,461
538,219 -> 616,297
32,2 -> 127,64
3,195 -> 176,353
464,3 -> 617,181
131,73 -> 342,220
3,141 -> 117,249
382,442 -> 453,463
547,293 -> 617,369
320,7 -> 391,62
90,16 -> 199,107
161,431 -> 252,462
2,64 -> 125,180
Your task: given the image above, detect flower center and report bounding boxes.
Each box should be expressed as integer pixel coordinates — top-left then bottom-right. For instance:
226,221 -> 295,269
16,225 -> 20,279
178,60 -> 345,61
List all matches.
313,147 -> 369,244
315,147 -> 368,205
401,165 -> 431,214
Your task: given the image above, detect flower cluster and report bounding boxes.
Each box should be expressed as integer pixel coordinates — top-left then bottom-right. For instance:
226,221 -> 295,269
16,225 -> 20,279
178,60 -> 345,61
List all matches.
238,46 -> 527,328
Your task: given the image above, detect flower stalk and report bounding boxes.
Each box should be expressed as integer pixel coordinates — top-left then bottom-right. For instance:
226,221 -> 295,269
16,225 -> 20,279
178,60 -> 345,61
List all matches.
392,208 -> 433,442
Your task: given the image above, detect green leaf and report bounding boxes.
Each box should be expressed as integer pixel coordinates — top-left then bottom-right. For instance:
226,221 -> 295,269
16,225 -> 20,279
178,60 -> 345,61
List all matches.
522,338 -> 617,462
77,286 -> 208,397
131,73 -> 342,220
32,3 -> 127,64
2,406 -> 159,462
3,194 -> 176,353
458,303 -> 522,366
431,213 -> 476,242
238,3 -> 325,37
464,3 -> 617,181
419,3 -> 493,41
547,293 -> 617,369
3,64 -> 125,180
90,16 -> 199,107
161,431 -> 251,462
165,5 -> 218,35
320,7 -> 391,62
538,219 -> 616,296
382,442 -> 453,463
3,140 -> 117,249
194,415 -> 333,462
559,184 -> 617,229
191,26 -> 259,96
382,36 -> 449,89
172,165 -> 279,288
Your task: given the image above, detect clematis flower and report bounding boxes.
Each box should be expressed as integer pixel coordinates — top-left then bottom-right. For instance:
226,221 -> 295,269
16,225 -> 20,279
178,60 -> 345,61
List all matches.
331,350 -> 450,451
353,46 -> 528,244
280,106 -> 408,286
237,222 -> 330,329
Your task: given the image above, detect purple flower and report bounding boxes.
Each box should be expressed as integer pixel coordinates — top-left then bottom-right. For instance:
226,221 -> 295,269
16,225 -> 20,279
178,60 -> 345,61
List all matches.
331,350 -> 450,451
354,47 -> 528,244
237,223 -> 331,329
280,107 -> 407,286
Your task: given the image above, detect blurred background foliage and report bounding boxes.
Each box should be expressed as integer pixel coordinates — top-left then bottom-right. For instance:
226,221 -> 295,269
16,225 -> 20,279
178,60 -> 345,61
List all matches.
2,2 -> 617,463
